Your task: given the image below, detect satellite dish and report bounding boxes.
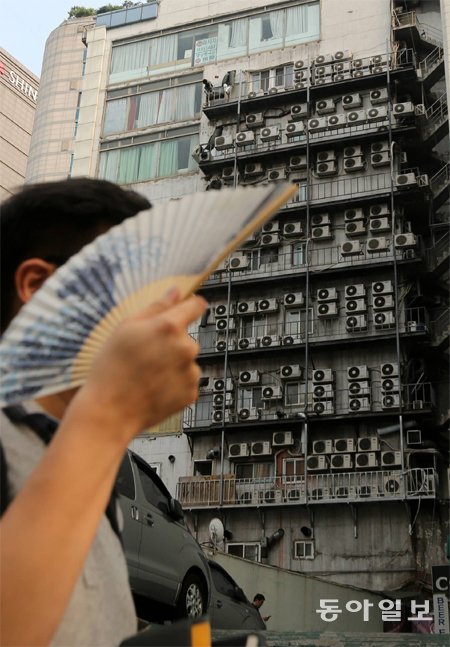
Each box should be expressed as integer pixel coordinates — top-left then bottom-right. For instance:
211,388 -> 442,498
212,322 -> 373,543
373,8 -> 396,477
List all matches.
209,518 -> 225,546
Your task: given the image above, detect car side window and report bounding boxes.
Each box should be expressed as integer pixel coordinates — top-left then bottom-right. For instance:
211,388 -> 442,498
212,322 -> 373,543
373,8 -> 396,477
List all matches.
211,567 -> 236,597
116,453 -> 136,500
136,462 -> 169,514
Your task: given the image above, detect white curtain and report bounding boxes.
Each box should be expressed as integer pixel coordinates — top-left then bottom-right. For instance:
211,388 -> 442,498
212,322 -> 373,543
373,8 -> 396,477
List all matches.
175,85 -> 196,121
98,150 -> 120,182
117,147 -> 140,184
149,34 -> 177,66
111,40 -> 150,73
137,144 -> 157,181
229,18 -> 247,47
135,92 -> 159,128
103,98 -> 128,135
157,90 -> 172,123
159,140 -> 178,176
269,11 -> 284,38
286,5 -> 308,36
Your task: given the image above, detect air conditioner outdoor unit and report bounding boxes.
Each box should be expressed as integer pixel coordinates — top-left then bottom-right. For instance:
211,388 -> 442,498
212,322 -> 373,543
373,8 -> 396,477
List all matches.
280,364 -> 302,379
212,410 -> 232,423
246,113 -> 264,127
289,155 -> 307,170
344,220 -> 367,237
316,161 -> 338,177
291,103 -> 308,119
229,254 -> 250,270
352,69 -> 367,78
395,233 -> 416,248
268,169 -> 287,182
310,486 -> 332,500
239,370 -> 260,385
284,292 -> 304,307
373,294 -> 394,310
286,486 -> 305,501
260,126 -> 280,142
314,53 -> 334,65
367,237 -> 390,253
345,284 -> 366,299
294,68 -> 308,81
229,443 -> 249,458
313,383 -> 334,399
395,173 -> 416,188
333,60 -> 352,73
294,59 -> 306,69
367,106 -> 388,122
272,431 -> 294,446
281,334 -> 302,346
258,297 -> 278,312
261,385 -> 283,400
317,150 -> 336,164
351,58 -> 367,70
335,485 -> 357,499
316,98 -> 336,115
317,302 -> 338,317
236,131 -> 255,146
357,484 -> 378,498
237,337 -> 257,350
260,232 -> 280,246
215,317 -> 236,332
238,407 -> 260,421
381,377 -> 399,393
371,151 -> 390,167
355,452 -> 378,468
347,364 -> 369,380
334,438 -> 356,453
382,394 -> 400,409
259,335 -> 280,348
344,207 -> 364,221
393,102 -> 414,117
369,216 -> 391,232
247,90 -> 264,99
330,454 -> 353,470
344,156 -> 365,172
334,49 -> 352,61
383,475 -> 403,496
238,491 -> 260,505
237,300 -> 257,315
342,93 -> 362,109
358,436 -> 379,452
371,54 -> 389,66
345,298 -> 367,313
215,303 -> 233,317
341,240 -> 362,255
215,338 -> 235,352
294,81 -> 306,90
286,122 -> 305,137
215,135 -> 234,150
251,441 -> 272,456
213,377 -> 234,392
348,380 -> 371,397
375,311 -> 395,327
334,72 -> 353,82
213,393 -> 234,409
317,287 -> 337,301
346,315 -> 367,331
308,117 -> 328,132
372,280 -> 393,294
314,66 -> 333,81
311,212 -> 330,226
370,88 -> 388,104
381,451 -> 402,467
327,114 -> 347,128
244,162 -> 264,177
313,400 -> 335,415
263,489 -> 283,504
222,167 -> 236,182
262,220 -> 280,233
344,144 -> 362,158
369,203 -> 390,218
283,222 -> 303,237
313,368 -> 334,383
347,110 -> 367,125
310,438 -> 331,456
349,396 -> 371,412
312,224 -> 333,239
371,142 -> 389,155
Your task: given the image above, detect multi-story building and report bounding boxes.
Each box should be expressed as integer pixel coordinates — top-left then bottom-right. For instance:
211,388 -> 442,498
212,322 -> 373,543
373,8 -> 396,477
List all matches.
30,0 -> 448,600
0,48 -> 39,198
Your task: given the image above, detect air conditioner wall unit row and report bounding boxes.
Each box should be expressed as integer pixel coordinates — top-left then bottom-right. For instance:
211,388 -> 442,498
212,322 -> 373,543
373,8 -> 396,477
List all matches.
215,317 -> 236,332
395,173 -> 416,188
246,113 -> 264,127
374,311 -> 395,327
334,438 -> 356,453
272,431 -> 294,446
371,151 -> 390,167
262,220 -> 279,233
260,232 -> 280,246
358,436 -> 379,452
313,400 -> 335,415
348,380 -> 371,396
317,150 -> 336,163
317,302 -> 338,317
369,216 -> 391,232
284,292 -> 304,307
281,334 -> 302,346
314,53 -> 334,65
239,369 -> 260,385
294,68 -> 308,81
381,377 -> 400,393
291,103 -> 308,119
367,106 -> 388,121
393,102 -> 415,117
344,144 -> 362,157
268,168 -> 287,182
222,167 -> 236,181
311,212 -> 330,226
370,88 -> 388,104
238,407 -> 260,421
342,93 -> 362,109
229,443 -> 249,458
347,110 -> 367,125
213,393 -> 234,409
382,394 -> 401,409
215,135 -> 234,150
316,98 -> 336,115
344,156 -> 365,172
308,117 -> 328,132
372,294 -> 394,310
212,410 -> 232,423
345,221 -> 366,237
348,396 -> 371,412
316,161 -> 337,176
237,337 -> 257,350
251,441 -> 271,456
383,475 -> 403,496
369,203 -> 390,217
371,141 -> 389,154
313,383 -> 335,398
395,233 -> 417,248
244,162 -> 264,177
259,334 -> 280,348
312,440 -> 332,457
330,453 -> 353,470
355,452 -> 378,468
262,385 -> 283,400
341,240 -> 362,255
213,377 -> 234,392
334,60 -> 352,73
215,338 -> 235,352
289,155 -> 307,169
215,303 -> 233,318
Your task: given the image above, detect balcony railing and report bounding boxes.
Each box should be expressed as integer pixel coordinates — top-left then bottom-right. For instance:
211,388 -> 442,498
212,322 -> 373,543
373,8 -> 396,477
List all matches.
392,11 -> 443,48
177,468 -> 437,507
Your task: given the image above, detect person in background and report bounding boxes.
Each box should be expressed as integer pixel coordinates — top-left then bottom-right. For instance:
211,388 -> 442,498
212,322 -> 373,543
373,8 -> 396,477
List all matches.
252,594 -> 271,623
0,178 -> 207,647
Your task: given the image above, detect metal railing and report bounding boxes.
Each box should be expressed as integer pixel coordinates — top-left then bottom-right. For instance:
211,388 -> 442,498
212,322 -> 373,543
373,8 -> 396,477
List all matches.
421,93 -> 448,137
419,46 -> 445,81
430,309 -> 450,345
427,230 -> 449,269
430,163 -> 450,196
392,11 -> 443,47
177,468 -> 437,507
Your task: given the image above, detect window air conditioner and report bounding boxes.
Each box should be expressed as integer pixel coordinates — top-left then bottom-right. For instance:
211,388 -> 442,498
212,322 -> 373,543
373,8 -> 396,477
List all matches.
314,53 -> 334,65
239,369 -> 260,385
347,110 -> 367,125
348,381 -> 371,397
345,298 -> 367,313
286,121 -> 305,137
395,233 -> 416,248
238,407 -> 260,421
261,385 -> 283,400
236,130 -> 255,146
393,102 -> 415,117
381,377 -> 399,393
259,334 -> 280,348
374,311 -> 395,327
370,88 -> 388,104
307,455 -> 328,470
313,368 -> 334,383
317,302 -> 338,317
316,161 -> 337,176
313,400 -> 335,415
237,300 -> 257,315
289,155 -> 307,170
215,338 -> 235,352
246,113 -> 264,127
355,452 -> 378,468
312,224 -> 333,239
342,93 -> 362,109
213,377 -> 234,392
215,303 -> 233,317
311,212 -> 330,226
268,168 -> 287,181
313,383 -> 334,399
260,232 -> 280,246
345,284 -> 366,299
346,314 -> 367,331
395,173 -> 416,188
260,125 -> 280,142
369,216 -> 391,232
244,162 -> 264,177
284,291 -> 304,307
258,297 -> 278,312
344,144 -> 362,158
327,114 -> 347,128
344,207 -> 364,221
316,98 -> 336,115
215,317 -> 236,331
372,280 -> 393,294
294,59 -> 306,69
371,151 -> 390,167
382,394 -> 400,409
341,240 -> 362,255
237,336 -> 257,350
358,436 -> 379,452
334,438 -> 356,453
228,443 -> 249,458
383,475 -> 403,496
348,396 -> 371,412
283,222 -> 303,237
291,103 -> 308,119
281,334 -> 302,346
251,441 -> 272,456
308,117 -> 328,132
348,364 -> 369,380
344,156 -> 365,172
215,135 -> 234,150
330,454 -> 353,470
373,294 -> 394,310
367,106 -> 388,122
317,287 -> 337,301
229,254 -> 250,270
367,237 -> 390,253
333,60 -> 352,74
369,203 -> 390,217
212,410 -> 232,423
272,431 -> 294,446
280,364 -> 302,379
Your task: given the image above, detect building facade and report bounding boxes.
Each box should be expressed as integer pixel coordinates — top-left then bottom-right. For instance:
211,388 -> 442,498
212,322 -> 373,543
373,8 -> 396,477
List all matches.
31,0 -> 448,606
0,48 -> 39,199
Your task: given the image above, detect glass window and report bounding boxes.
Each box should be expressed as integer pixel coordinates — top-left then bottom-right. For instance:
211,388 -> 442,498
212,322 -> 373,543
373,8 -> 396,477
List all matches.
136,461 -> 168,513
283,457 -> 304,477
116,453 -> 136,499
249,11 -> 284,54
292,243 -> 306,266
210,566 -> 236,596
285,382 -> 301,405
238,387 -> 262,410
217,19 -> 248,60
235,463 -> 254,479
294,540 -> 314,559
227,543 -> 260,562
194,460 -> 212,476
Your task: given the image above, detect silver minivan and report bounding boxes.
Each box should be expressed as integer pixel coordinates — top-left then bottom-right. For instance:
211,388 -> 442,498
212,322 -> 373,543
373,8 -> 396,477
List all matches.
116,450 -> 211,619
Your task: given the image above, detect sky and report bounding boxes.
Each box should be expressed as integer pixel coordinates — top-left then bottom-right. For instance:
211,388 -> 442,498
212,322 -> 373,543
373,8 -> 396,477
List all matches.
0,1 -> 83,77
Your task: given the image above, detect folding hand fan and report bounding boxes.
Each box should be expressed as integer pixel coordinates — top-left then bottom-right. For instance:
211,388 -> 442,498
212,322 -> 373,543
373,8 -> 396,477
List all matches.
0,182 -> 297,406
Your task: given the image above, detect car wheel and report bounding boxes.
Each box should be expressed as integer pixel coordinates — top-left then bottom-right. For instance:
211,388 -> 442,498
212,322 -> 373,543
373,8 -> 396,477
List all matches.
176,573 -> 205,619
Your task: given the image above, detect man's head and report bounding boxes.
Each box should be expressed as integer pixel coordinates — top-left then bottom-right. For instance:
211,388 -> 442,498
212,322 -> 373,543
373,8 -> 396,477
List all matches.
1,178 -> 150,333
253,594 -> 265,608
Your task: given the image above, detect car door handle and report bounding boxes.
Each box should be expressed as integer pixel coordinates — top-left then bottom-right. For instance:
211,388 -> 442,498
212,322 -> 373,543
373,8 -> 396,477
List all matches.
145,513 -> 154,526
216,600 -> 223,608
130,505 -> 140,521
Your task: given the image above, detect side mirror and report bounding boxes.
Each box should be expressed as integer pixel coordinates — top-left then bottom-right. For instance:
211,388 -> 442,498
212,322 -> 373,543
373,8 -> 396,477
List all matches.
168,498 -> 184,522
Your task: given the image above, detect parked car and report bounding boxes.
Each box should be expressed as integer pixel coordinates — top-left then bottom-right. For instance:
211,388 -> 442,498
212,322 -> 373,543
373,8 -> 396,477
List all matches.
116,450 -> 211,620
207,560 -> 266,630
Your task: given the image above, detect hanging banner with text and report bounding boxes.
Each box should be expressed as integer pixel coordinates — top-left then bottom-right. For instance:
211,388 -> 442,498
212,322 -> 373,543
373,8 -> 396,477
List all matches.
432,564 -> 450,634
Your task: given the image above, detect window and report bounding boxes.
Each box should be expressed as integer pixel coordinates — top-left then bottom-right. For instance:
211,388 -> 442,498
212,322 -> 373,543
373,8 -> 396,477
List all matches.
210,565 -> 236,596
116,453 -> 136,499
239,387 -> 262,410
248,248 -> 278,270
283,457 -> 305,478
227,543 -> 261,561
292,243 -> 306,266
194,460 -> 213,476
294,540 -> 314,559
284,309 -> 313,337
284,382 -> 310,408
135,460 -> 168,513
235,463 -> 272,479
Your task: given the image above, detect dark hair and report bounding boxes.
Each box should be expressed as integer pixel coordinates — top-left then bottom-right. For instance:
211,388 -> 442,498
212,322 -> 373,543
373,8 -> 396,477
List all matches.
253,594 -> 265,602
1,178 -> 151,332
